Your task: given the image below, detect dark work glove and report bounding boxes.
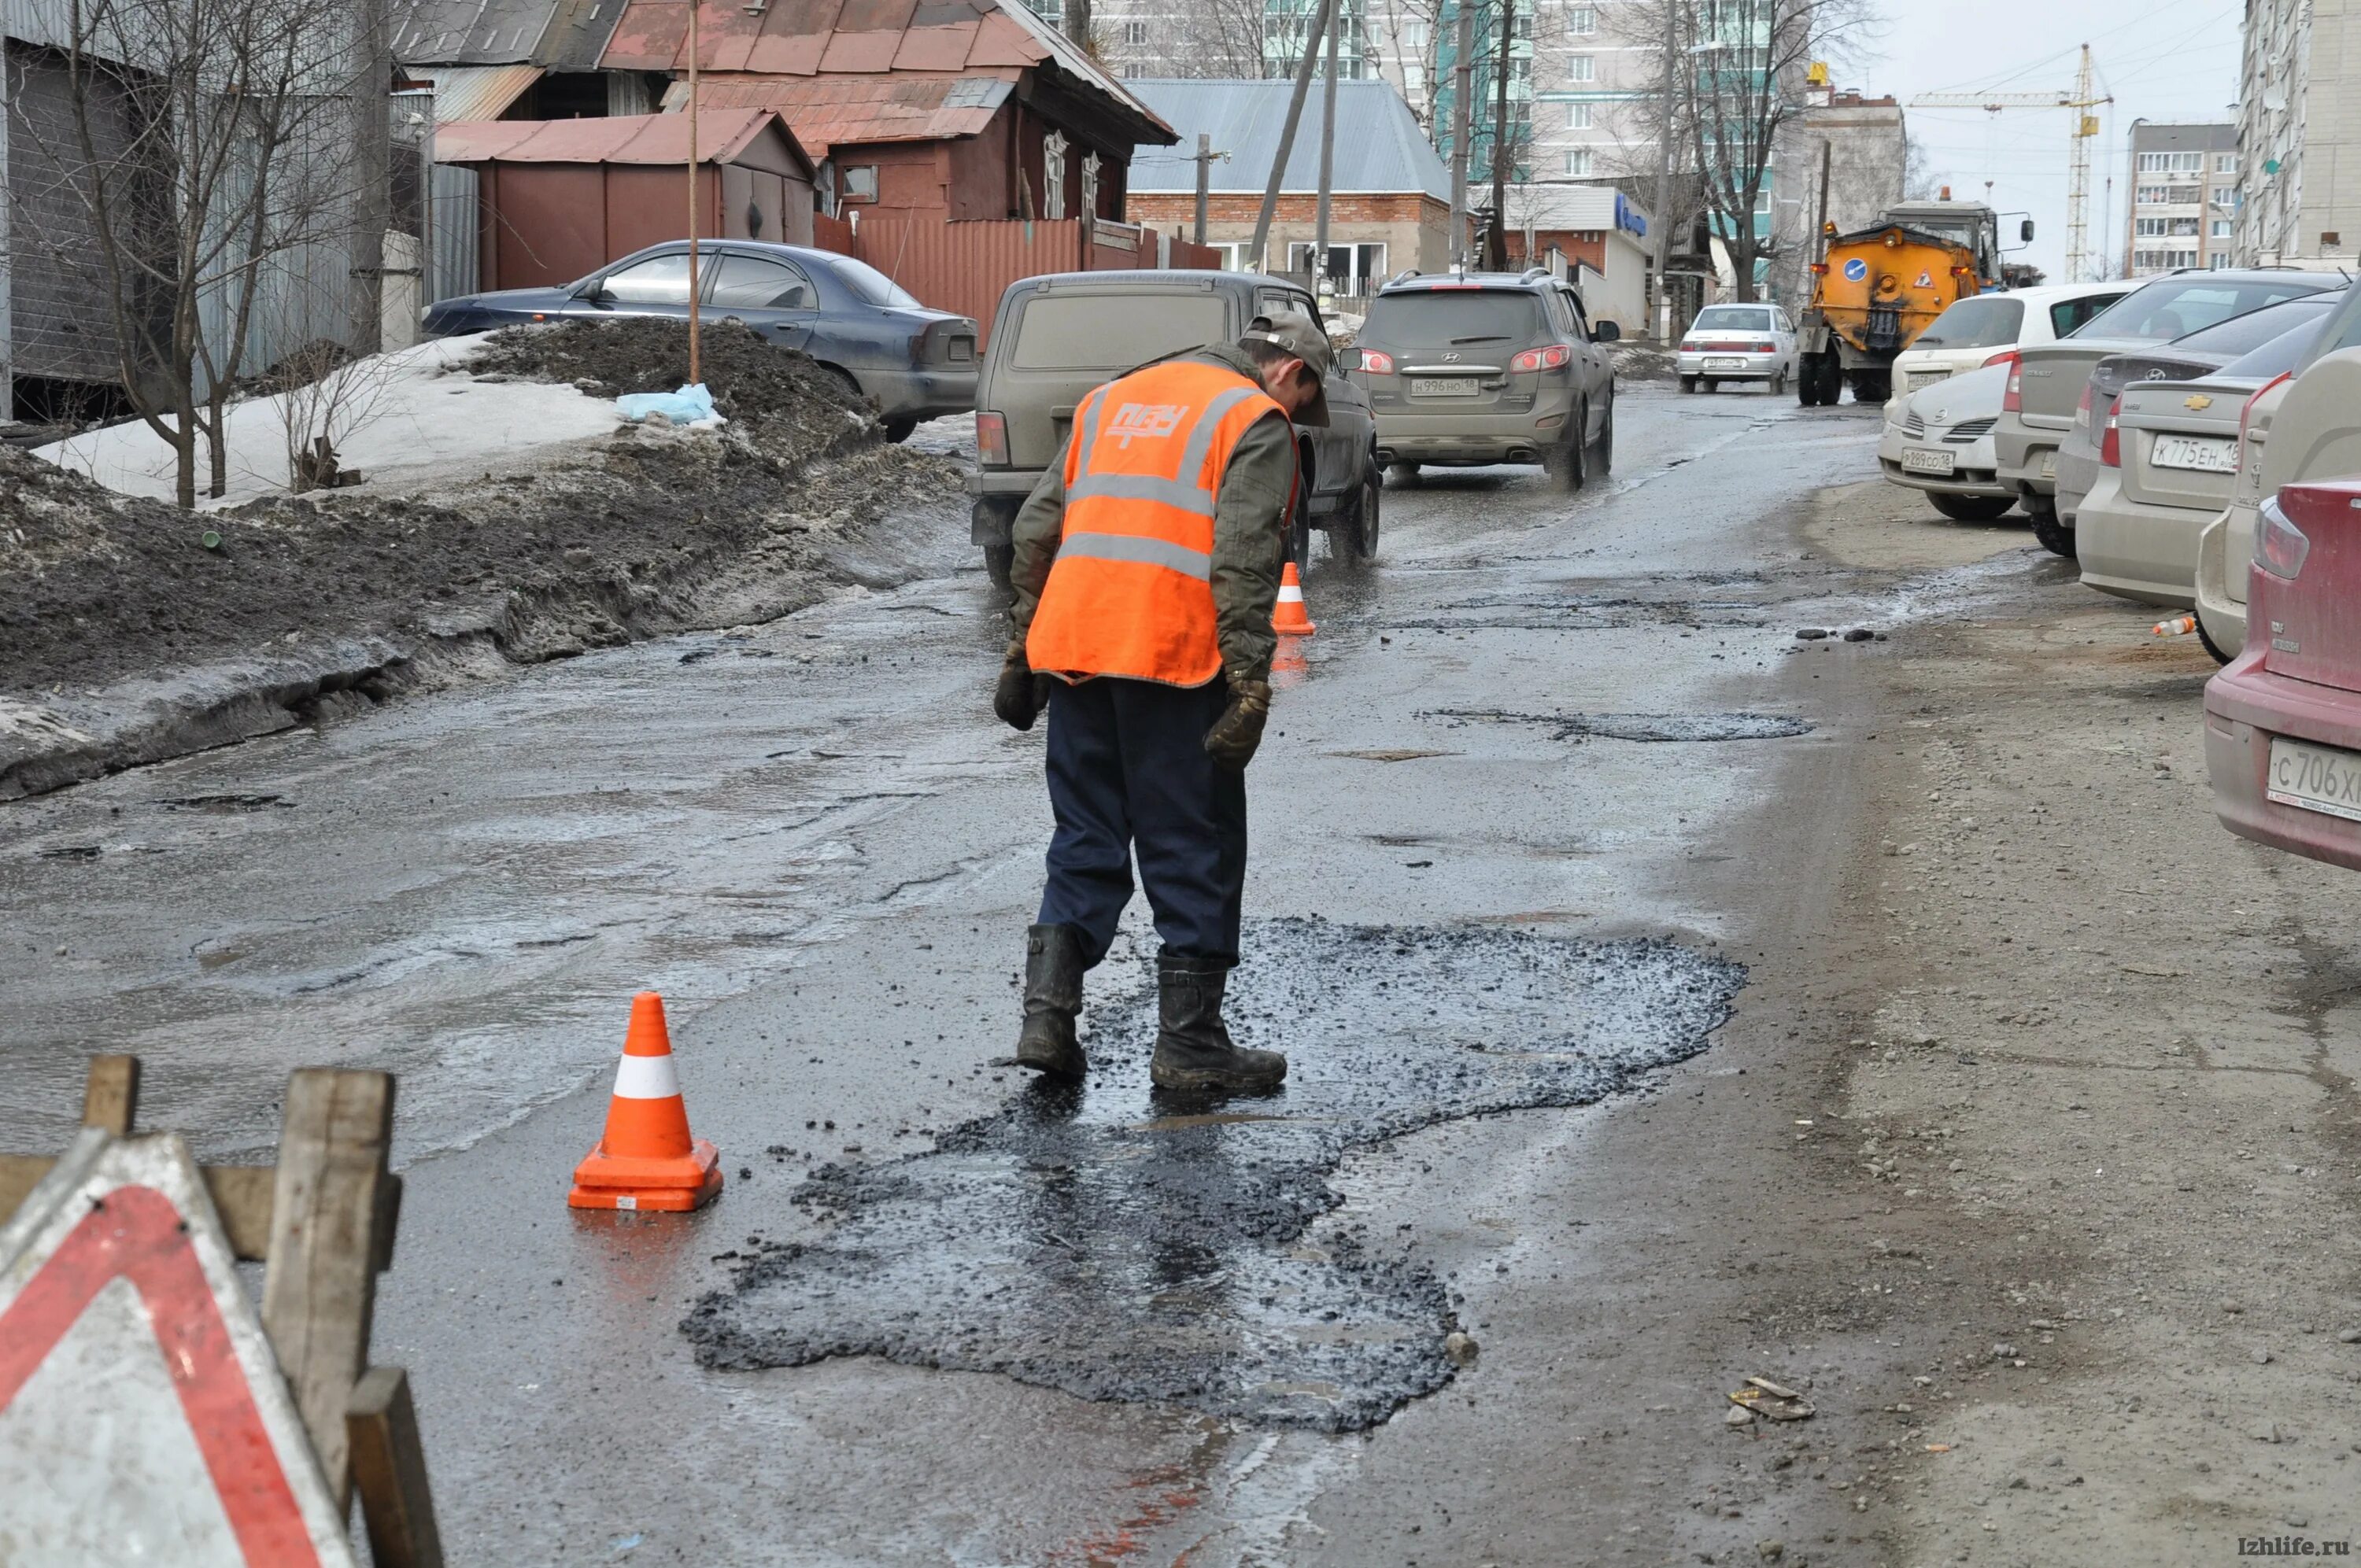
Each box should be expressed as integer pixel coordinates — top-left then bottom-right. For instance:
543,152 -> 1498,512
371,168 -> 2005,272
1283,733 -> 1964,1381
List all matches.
1203,673 -> 1271,769
994,638 -> 1051,731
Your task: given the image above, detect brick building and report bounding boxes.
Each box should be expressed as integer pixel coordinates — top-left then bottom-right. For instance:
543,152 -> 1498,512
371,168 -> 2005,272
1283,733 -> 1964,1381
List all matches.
1123,76 -> 1460,289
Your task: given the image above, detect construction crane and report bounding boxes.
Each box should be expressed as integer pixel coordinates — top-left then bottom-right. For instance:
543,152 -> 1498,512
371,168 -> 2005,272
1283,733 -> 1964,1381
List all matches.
1909,45 -> 2112,282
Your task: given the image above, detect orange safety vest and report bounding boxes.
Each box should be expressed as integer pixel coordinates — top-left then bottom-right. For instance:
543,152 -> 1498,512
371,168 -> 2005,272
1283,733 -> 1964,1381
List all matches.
1026,358 -> 1288,687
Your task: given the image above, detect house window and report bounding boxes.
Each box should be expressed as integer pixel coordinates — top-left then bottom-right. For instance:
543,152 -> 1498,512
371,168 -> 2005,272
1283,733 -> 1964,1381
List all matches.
1568,4 -> 1596,33
2212,184 -> 2236,208
2137,150 -> 2203,174
1566,148 -> 1591,175
1568,101 -> 1591,129
1042,133 -> 1067,220
2135,217 -> 2167,238
2134,184 -> 2167,205
841,164 -> 880,202
1287,241 -> 1387,293
2211,218 -> 2232,238
2215,152 -> 2238,173
1568,53 -> 1594,82
1123,19 -> 1147,44
2169,216 -> 2200,237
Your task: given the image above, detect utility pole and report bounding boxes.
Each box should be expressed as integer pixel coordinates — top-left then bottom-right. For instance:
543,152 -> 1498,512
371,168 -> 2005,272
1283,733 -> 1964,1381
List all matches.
1194,133 -> 1212,244
1449,0 -> 1472,269
1249,0 -> 1339,275
1483,0 -> 1514,270
686,0 -> 701,384
1647,0 -> 1676,338
1314,0 -> 1339,287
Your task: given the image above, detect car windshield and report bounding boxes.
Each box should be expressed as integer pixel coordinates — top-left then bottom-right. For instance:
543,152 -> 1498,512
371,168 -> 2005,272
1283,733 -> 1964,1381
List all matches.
2074,277 -> 2337,343
1365,290 -> 1545,348
1690,306 -> 1773,333
1915,296 -> 2023,349
829,256 -> 923,309
1009,291 -> 1229,371
2167,293 -> 2342,357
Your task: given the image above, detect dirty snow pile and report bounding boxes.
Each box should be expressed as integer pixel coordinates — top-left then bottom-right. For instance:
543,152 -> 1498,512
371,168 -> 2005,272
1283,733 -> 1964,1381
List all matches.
36,334 -> 623,507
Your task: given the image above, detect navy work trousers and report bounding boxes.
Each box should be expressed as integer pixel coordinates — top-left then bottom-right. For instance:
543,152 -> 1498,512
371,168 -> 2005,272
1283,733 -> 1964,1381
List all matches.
1037,676 -> 1247,968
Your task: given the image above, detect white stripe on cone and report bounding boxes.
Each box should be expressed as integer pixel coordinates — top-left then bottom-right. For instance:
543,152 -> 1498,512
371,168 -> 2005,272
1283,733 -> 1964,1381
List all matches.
612,1052 -> 682,1100
1277,585 -> 1305,602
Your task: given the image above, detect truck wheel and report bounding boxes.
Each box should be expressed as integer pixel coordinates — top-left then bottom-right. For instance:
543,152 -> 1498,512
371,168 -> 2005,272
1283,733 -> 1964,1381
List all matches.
1797,354 -> 1828,406
1930,493 -> 2013,522
983,541 -> 1014,588
1852,372 -> 1890,405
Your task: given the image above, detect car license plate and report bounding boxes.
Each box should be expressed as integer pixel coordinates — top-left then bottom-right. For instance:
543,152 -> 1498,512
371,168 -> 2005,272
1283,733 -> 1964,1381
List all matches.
2151,434 -> 2238,473
2039,451 -> 2057,479
1705,356 -> 1748,371
2267,736 -> 2361,822
1901,447 -> 1956,477
1909,371 -> 1950,391
1411,378 -> 1481,397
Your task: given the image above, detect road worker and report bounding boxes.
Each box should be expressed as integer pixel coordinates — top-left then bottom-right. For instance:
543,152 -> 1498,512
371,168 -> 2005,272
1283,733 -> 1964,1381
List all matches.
991,312 -> 1330,1093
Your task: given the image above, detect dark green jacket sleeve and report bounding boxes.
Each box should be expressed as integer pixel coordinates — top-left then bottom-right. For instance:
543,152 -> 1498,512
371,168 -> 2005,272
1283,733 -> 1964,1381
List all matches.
1006,448 -> 1068,636
1207,411 -> 1297,683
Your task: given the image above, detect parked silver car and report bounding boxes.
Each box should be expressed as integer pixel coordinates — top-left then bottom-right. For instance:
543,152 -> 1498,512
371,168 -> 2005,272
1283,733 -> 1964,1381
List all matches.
1991,270 -> 2342,555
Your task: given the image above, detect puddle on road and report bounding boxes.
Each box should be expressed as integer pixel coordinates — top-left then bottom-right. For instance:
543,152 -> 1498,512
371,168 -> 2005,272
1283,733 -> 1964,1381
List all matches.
682,919 -> 1742,1432
1424,709 -> 1813,743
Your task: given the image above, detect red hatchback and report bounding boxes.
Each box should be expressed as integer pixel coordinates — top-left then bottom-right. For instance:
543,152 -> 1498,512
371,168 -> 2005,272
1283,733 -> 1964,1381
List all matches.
2206,477 -> 2361,868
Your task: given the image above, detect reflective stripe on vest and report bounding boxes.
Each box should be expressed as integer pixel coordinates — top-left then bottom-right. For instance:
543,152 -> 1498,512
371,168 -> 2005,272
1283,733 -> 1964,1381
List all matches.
1026,360 -> 1286,687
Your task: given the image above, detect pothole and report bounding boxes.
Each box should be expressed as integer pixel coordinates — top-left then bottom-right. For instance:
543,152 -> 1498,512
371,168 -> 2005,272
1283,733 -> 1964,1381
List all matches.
1423,709 -> 1815,743
682,918 -> 1744,1431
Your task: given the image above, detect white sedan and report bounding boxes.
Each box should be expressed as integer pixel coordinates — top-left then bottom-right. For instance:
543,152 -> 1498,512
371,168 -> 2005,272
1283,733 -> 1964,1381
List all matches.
1676,304 -> 1797,393
1875,362 -> 2018,522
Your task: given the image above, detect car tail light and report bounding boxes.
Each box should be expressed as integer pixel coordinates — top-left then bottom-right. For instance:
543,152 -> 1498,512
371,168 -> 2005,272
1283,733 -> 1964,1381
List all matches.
2253,494 -> 2310,581
2073,380 -> 2092,429
1358,349 -> 1395,374
1982,349 -> 2018,371
1753,341 -> 1775,353
1509,345 -> 1572,372
977,411 -> 1009,467
2000,355 -> 2023,413
2098,394 -> 2123,467
2238,370 -> 2293,482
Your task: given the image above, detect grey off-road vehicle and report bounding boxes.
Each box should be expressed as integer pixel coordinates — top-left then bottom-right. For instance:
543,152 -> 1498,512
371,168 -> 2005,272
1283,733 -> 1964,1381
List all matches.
966,271 -> 1380,585
1344,267 -> 1618,490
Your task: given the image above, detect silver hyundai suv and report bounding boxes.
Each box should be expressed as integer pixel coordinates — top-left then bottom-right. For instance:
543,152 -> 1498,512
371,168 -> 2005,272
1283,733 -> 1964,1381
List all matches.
1345,268 -> 1619,491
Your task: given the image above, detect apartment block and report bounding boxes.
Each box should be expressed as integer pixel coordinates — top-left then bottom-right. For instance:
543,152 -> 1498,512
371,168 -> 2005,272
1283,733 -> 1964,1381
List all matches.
2237,0 -> 2361,266
2126,121 -> 2237,277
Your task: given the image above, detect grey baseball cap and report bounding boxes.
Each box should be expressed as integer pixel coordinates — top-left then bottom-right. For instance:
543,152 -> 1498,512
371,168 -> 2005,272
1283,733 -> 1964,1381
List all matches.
1242,310 -> 1332,427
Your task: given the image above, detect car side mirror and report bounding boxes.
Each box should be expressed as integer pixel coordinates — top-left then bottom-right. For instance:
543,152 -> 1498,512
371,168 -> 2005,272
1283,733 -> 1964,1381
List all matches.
2020,219 -> 2036,243
1594,320 -> 1622,343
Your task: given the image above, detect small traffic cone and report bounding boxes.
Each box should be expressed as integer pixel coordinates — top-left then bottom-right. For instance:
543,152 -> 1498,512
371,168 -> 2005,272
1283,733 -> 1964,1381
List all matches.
568,992 -> 722,1212
1272,561 -> 1316,635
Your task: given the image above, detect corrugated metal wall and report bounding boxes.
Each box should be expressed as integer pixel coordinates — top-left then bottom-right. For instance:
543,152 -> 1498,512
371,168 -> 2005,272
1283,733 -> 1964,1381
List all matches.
430,164 -> 481,301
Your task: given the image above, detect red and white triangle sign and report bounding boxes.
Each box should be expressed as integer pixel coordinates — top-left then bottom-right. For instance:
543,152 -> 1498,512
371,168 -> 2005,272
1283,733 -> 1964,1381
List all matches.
0,1130 -> 356,1566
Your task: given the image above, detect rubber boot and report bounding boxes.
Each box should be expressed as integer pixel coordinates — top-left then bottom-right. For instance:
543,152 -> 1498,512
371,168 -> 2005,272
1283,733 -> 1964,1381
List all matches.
1148,953 -> 1287,1094
1014,924 -> 1087,1079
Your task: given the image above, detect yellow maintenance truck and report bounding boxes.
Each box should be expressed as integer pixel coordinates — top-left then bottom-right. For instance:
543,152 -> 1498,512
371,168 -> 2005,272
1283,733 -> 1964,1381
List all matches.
1794,201 -> 2019,407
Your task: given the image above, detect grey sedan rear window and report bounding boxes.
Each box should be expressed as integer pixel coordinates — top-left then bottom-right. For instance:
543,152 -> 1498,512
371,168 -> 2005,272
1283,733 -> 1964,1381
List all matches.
1690,305 -> 1773,332
1010,293 -> 1230,370
1916,296 -> 2021,349
1365,290 -> 1545,348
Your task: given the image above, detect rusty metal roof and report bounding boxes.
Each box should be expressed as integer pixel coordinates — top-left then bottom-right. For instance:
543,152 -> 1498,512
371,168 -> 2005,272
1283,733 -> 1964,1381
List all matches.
437,108 -> 807,169
600,0 -> 1169,146
667,75 -> 1012,158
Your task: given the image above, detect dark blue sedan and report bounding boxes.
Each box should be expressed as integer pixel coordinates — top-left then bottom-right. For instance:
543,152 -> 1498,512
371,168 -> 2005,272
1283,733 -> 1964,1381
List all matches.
423,240 -> 979,439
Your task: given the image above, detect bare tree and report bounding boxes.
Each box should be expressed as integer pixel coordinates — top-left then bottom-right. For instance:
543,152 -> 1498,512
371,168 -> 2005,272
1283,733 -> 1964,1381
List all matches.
3,0 -> 378,506
1610,0 -> 1874,302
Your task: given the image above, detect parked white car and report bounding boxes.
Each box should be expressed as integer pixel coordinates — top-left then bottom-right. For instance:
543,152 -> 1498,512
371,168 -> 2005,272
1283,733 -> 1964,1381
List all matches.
1885,282 -> 2133,411
1677,304 -> 1797,394
1876,362 -> 2016,521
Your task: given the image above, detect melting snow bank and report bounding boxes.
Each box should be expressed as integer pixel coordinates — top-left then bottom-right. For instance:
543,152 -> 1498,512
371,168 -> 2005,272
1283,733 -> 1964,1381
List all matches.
685,918 -> 1744,1433
1,319 -> 963,800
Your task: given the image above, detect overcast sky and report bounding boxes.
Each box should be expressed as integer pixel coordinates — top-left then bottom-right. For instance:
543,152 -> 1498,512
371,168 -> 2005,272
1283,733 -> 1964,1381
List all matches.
1856,0 -> 2241,281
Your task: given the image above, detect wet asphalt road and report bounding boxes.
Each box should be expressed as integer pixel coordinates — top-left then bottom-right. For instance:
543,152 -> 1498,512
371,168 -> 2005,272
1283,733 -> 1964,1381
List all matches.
3,383 -> 1919,1562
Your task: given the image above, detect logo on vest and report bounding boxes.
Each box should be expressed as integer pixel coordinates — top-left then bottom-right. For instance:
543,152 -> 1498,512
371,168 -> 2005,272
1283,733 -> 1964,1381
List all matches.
1107,401 -> 1192,448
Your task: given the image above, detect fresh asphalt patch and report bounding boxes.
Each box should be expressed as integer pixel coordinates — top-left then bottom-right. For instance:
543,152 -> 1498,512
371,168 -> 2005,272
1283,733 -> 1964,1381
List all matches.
682,918 -> 1744,1432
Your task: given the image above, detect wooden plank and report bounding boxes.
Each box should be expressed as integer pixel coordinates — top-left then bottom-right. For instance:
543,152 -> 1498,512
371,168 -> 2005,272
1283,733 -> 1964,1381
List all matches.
80,1054 -> 140,1135
1,1152 -> 277,1261
261,1068 -> 396,1511
347,1367 -> 444,1568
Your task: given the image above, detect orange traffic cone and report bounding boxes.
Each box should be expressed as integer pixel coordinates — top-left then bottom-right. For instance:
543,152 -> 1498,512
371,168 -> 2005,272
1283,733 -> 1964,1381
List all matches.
1272,560 -> 1316,635
568,992 -> 723,1212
